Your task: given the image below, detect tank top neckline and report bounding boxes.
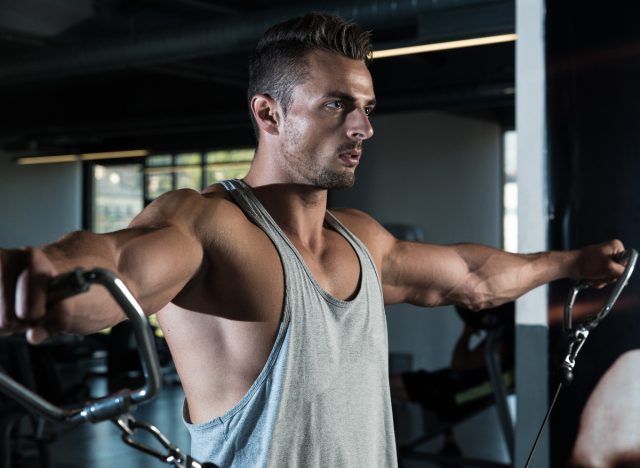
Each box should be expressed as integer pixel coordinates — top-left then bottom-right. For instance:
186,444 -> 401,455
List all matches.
230,179 -> 364,307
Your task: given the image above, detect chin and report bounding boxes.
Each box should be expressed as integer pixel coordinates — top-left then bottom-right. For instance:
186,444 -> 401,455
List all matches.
315,172 -> 355,190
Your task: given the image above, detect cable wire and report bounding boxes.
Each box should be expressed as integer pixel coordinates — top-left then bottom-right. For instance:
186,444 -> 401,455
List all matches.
524,382 -> 564,468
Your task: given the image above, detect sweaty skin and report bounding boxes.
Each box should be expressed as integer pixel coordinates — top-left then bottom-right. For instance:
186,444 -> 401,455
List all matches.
0,50 -> 628,426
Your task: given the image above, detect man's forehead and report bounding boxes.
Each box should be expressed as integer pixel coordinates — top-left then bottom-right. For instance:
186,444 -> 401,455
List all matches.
305,49 -> 367,72
302,50 -> 375,98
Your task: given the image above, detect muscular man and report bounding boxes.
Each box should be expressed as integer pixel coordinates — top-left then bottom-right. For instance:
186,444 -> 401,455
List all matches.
0,12 -> 627,468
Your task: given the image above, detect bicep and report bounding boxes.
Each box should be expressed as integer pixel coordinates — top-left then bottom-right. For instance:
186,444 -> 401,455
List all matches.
382,241 -> 472,307
107,225 -> 203,311
331,209 -> 473,307
106,191 -> 205,312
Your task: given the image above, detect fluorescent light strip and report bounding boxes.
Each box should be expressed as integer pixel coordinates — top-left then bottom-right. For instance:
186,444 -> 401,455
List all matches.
372,33 -> 517,59
81,149 -> 149,160
16,154 -> 80,165
17,149 -> 149,165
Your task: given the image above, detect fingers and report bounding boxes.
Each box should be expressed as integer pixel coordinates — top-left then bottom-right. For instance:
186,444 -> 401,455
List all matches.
0,247 -> 58,341
15,249 -> 56,322
575,239 -> 630,285
26,325 -> 52,345
0,248 -> 25,333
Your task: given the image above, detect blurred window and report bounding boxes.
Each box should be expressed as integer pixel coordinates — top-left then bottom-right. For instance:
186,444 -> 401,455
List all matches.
89,149 -> 254,233
502,130 -> 518,252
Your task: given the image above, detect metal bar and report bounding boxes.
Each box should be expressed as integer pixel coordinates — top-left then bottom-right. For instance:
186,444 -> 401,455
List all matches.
0,268 -> 161,423
484,330 -> 515,458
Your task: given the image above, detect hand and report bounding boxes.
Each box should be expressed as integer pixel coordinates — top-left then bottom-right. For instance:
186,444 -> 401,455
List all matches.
0,247 -> 65,344
573,239 -> 627,288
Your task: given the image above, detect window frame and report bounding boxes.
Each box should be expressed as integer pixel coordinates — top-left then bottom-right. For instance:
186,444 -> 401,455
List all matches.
83,148 -> 254,232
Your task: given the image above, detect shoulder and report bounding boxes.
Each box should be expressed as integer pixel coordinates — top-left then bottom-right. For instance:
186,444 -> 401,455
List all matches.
129,186 -> 248,234
329,208 -> 397,259
330,208 -> 391,236
330,207 -> 380,230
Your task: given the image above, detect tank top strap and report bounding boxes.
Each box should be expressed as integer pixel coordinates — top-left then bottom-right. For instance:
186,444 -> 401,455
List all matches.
324,210 -> 383,292
219,179 -> 295,253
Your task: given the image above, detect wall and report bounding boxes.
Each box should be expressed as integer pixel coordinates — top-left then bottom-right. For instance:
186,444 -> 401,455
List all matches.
0,152 -> 82,247
515,0 -> 548,465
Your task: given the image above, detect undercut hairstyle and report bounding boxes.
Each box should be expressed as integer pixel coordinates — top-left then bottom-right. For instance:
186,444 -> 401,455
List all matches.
247,12 -> 373,138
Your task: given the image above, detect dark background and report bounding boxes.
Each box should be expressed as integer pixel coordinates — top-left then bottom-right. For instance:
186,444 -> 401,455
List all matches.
547,1 -> 640,465
0,0 -> 515,158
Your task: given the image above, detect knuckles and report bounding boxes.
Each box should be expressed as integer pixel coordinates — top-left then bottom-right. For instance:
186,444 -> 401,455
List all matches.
0,247 -> 54,336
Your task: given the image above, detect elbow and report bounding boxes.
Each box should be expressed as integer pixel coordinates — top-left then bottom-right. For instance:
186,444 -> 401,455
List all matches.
461,286 -> 508,312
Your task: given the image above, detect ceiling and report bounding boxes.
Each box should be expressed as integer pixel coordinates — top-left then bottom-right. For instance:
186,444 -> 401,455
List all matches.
0,0 -> 515,157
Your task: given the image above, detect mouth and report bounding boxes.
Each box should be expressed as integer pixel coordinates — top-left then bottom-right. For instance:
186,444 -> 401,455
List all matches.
338,150 -> 361,167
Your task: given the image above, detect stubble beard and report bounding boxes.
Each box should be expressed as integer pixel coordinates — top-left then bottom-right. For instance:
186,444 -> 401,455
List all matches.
315,168 -> 355,190
282,128 -> 356,190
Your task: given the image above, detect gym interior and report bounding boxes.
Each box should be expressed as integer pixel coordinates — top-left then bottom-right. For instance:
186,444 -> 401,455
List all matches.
1,1 -> 639,467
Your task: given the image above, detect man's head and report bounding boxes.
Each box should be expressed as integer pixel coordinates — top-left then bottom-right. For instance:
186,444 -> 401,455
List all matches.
247,12 -> 372,138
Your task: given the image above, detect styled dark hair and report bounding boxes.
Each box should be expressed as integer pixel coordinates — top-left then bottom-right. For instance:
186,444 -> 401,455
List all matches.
247,12 -> 372,137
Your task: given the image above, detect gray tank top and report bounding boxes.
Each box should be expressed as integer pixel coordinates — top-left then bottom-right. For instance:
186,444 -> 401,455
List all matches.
185,179 -> 397,467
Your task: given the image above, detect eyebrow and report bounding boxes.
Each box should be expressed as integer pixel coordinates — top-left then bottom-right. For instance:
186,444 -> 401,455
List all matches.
323,91 -> 377,107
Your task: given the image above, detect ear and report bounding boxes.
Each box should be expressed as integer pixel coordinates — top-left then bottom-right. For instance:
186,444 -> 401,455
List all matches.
250,94 -> 281,136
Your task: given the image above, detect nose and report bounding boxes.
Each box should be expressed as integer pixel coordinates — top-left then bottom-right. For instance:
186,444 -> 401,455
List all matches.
346,108 -> 374,141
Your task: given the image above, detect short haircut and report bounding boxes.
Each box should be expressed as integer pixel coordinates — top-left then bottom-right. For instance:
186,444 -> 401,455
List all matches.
247,12 -> 372,138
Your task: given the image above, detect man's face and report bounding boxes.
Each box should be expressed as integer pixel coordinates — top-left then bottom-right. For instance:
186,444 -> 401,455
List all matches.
278,50 -> 376,189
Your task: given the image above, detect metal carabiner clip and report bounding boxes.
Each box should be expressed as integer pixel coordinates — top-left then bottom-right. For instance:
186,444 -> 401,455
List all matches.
564,249 -> 638,333
114,413 -> 218,468
525,248 -> 639,468
561,248 -> 638,384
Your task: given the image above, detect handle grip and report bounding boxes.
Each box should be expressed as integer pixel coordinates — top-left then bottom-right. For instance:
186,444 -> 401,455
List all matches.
564,248 -> 638,332
46,267 -> 90,305
0,268 -> 162,423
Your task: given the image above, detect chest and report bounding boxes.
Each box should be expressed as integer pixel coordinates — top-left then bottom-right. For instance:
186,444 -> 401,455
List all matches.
287,228 -> 362,301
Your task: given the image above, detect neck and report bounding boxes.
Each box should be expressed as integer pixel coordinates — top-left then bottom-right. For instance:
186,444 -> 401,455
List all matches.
242,175 -> 329,245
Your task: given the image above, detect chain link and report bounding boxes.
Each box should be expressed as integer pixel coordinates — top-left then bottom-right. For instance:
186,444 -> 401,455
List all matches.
114,413 -> 218,468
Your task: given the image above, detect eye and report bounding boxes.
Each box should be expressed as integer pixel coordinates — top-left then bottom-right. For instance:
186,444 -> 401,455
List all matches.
364,106 -> 375,116
326,100 -> 344,110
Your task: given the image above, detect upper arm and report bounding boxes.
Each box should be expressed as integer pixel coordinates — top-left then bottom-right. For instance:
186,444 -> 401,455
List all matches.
50,189 -> 207,314
117,189 -> 207,309
331,209 -> 471,307
382,240 -> 473,307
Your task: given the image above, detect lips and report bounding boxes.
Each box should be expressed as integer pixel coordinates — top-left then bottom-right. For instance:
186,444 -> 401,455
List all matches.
338,151 -> 361,167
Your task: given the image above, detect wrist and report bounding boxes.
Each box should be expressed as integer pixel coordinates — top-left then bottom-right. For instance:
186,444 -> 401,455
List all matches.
561,249 -> 583,279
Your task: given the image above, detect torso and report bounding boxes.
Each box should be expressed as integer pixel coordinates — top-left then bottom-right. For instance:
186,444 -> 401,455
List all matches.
157,185 -> 379,423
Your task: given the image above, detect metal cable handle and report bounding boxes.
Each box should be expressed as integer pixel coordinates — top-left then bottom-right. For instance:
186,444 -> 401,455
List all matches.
0,267 -> 161,423
561,248 -> 638,384
0,267 -> 218,467
525,248 -> 638,468
564,249 -> 638,332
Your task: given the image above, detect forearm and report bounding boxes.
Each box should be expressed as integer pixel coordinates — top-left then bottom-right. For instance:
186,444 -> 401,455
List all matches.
384,236 -> 623,310
451,244 -> 580,309
42,226 -> 201,332
42,230 -> 130,332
